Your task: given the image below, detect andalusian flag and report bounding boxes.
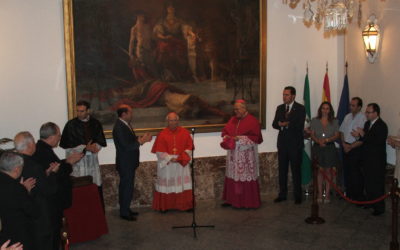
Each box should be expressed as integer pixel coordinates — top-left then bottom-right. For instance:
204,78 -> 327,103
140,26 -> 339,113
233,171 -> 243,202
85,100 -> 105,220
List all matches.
322,71 -> 331,102
301,73 -> 312,185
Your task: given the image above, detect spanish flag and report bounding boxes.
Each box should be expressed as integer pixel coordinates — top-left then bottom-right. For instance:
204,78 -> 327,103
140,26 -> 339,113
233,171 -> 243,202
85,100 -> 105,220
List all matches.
322,72 -> 331,102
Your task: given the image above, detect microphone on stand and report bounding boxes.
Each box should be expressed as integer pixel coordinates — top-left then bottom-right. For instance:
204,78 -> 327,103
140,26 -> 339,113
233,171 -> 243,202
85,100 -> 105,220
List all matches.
172,125 -> 214,237
191,128 -> 195,150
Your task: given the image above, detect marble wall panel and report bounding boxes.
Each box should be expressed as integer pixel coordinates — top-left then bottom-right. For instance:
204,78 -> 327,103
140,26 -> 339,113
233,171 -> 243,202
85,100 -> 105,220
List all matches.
101,152 -> 279,209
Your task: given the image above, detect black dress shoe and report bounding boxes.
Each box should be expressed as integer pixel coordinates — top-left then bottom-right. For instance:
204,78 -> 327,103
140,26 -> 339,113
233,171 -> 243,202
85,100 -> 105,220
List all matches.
160,210 -> 168,214
120,214 -> 137,221
274,197 -> 287,203
185,208 -> 193,213
129,210 -> 139,216
221,203 -> 232,207
294,199 -> 302,205
372,210 -> 384,216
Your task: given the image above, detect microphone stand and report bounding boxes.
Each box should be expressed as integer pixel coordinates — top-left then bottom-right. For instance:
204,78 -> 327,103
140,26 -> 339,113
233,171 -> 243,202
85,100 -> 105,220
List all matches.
172,128 -> 215,238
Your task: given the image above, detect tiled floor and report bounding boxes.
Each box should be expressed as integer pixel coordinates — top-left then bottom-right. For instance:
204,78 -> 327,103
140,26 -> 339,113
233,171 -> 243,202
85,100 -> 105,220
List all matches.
71,195 -> 394,250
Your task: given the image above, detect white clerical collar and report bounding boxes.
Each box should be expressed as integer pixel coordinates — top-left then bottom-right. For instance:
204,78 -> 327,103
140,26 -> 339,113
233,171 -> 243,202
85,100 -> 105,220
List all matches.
79,115 -> 90,122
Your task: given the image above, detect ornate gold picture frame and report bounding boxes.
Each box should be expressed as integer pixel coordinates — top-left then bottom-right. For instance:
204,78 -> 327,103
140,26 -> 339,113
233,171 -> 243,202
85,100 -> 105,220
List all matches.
63,0 -> 266,137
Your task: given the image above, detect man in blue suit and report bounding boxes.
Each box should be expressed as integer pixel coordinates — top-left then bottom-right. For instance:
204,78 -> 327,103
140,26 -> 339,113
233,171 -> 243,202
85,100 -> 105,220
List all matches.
112,104 -> 152,221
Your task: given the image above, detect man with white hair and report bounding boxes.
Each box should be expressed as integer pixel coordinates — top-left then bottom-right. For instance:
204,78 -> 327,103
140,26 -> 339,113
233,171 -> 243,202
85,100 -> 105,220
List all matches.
151,112 -> 194,212
14,131 -> 58,250
0,152 -> 38,249
221,100 -> 263,208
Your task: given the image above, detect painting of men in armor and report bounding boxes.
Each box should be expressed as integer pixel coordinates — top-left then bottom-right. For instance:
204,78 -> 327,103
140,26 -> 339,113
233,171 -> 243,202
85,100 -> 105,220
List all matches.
67,0 -> 265,133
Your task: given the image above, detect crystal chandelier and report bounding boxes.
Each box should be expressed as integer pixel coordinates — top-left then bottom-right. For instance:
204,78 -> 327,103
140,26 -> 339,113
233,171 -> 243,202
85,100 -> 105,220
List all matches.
284,0 -> 355,31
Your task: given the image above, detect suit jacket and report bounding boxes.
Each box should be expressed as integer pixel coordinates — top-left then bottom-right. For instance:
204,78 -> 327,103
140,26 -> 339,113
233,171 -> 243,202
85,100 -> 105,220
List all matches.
0,172 -> 38,249
361,118 -> 388,165
33,140 -> 73,212
112,119 -> 140,171
272,101 -> 306,149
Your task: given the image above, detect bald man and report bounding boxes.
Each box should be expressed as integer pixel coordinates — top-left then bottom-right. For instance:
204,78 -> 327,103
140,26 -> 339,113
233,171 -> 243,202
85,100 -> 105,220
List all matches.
151,112 -> 194,212
112,105 -> 152,221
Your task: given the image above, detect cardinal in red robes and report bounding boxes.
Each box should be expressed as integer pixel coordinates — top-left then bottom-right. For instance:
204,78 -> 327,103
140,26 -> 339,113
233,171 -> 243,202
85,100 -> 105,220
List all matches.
221,100 -> 263,208
151,112 -> 194,212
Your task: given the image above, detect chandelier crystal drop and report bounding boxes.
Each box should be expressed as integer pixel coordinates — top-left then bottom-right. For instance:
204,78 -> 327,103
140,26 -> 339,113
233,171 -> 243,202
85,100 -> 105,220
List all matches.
324,1 -> 348,31
284,0 -> 355,31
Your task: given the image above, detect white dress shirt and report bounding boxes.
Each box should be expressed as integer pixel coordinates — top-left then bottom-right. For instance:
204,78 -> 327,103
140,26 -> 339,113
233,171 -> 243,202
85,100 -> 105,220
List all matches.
339,112 -> 366,144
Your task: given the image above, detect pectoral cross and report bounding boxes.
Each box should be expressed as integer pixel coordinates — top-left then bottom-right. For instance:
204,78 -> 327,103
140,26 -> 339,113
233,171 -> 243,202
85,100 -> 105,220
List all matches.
172,135 -> 177,154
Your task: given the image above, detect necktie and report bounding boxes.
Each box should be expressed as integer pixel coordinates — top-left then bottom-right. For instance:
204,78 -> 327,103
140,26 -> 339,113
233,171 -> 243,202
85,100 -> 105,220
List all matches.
285,105 -> 290,119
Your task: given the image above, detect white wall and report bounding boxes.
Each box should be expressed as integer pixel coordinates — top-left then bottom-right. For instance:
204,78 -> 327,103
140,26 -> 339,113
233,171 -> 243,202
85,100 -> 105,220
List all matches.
345,0 -> 400,135
345,0 -> 400,165
0,0 -> 344,164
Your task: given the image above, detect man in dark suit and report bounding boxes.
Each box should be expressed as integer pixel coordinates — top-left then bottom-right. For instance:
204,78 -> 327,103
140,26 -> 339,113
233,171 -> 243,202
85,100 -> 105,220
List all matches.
0,152 -> 38,250
112,104 -> 152,221
273,86 -> 306,204
14,131 -> 59,250
353,103 -> 388,216
32,122 -> 83,249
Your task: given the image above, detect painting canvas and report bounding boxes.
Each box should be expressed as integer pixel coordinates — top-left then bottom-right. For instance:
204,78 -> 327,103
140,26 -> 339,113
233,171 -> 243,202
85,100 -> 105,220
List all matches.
64,0 -> 266,136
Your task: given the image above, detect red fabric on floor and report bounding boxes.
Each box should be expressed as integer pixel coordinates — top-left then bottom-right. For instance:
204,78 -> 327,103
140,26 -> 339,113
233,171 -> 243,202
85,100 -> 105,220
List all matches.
222,177 -> 261,208
152,190 -> 193,211
64,184 -> 108,244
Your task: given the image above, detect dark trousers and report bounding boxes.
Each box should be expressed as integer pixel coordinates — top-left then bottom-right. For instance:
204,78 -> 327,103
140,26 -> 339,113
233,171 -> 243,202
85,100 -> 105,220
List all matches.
364,160 -> 386,213
117,166 -> 136,216
343,147 -> 365,201
278,145 -> 302,201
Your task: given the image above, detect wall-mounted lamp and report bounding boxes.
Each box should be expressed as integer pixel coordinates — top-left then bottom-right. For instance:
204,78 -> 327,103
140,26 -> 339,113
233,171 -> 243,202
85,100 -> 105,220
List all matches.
362,15 -> 380,63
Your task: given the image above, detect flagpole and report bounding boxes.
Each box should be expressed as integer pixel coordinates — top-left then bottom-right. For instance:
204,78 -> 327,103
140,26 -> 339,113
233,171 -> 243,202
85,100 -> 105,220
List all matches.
302,62 -> 312,193
306,61 -> 309,74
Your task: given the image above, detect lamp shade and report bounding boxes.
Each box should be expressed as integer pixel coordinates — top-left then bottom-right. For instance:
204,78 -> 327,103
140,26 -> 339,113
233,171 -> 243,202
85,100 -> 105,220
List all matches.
362,16 -> 380,63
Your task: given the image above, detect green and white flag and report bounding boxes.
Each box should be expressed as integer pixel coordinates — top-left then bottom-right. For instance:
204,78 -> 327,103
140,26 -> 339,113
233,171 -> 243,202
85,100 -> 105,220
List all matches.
301,73 -> 312,185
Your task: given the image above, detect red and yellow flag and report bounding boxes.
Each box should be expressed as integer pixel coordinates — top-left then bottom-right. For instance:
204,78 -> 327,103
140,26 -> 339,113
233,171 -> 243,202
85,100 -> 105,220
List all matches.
322,72 -> 331,102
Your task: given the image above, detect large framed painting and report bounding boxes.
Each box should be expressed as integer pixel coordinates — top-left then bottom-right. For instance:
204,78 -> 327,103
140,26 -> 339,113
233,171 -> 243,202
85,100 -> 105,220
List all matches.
63,0 -> 266,137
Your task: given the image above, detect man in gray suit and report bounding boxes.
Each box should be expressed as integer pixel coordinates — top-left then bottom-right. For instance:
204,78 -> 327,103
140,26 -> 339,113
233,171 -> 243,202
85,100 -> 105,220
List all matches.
112,104 -> 152,221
